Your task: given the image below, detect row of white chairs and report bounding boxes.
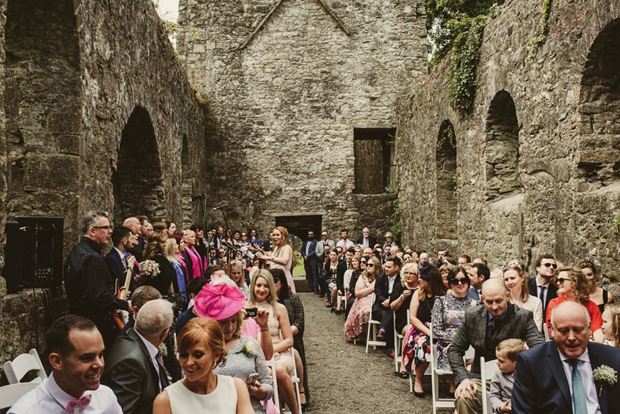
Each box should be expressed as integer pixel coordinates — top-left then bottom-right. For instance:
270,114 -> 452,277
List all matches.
0,348 -> 48,410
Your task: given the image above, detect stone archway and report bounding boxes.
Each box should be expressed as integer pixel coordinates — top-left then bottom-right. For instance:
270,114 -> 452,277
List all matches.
112,107 -> 165,225
485,90 -> 520,201
435,120 -> 457,240
578,19 -> 620,187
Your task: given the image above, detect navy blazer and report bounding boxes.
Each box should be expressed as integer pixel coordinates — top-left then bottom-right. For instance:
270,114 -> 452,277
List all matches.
513,340 -> 620,414
467,287 -> 481,302
301,239 -> 318,260
373,273 -> 400,311
104,248 -> 126,286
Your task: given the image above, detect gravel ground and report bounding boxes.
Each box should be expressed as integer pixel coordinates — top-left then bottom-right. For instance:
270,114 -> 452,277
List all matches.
300,292 -> 440,414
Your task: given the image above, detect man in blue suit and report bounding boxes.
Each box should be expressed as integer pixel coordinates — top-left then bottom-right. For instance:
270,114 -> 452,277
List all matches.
466,263 -> 489,303
301,230 -> 319,293
513,300 -> 620,414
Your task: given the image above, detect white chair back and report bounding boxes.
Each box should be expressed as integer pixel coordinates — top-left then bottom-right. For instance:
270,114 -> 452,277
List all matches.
480,356 -> 500,414
0,382 -> 40,409
3,349 -> 47,384
365,293 -> 387,354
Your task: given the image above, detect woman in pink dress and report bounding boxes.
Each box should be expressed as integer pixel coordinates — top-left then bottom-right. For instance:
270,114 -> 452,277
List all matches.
344,256 -> 382,339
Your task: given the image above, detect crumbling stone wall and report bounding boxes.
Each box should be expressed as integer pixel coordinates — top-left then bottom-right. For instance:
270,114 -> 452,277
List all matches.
397,0 -> 620,286
177,0 -> 427,239
0,0 -> 207,375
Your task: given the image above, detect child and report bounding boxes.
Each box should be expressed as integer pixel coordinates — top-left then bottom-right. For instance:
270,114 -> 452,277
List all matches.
490,339 -> 528,413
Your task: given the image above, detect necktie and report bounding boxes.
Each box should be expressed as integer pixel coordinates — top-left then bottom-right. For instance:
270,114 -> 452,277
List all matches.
539,285 -> 547,329
65,394 -> 92,412
569,359 -> 588,414
490,317 -> 501,335
157,355 -> 168,391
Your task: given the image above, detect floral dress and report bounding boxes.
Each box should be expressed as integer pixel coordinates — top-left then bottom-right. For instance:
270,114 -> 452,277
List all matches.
431,294 -> 478,371
343,274 -> 373,339
403,294 -> 436,372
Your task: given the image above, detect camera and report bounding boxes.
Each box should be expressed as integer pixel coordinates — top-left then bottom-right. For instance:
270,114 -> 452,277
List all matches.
245,307 -> 258,318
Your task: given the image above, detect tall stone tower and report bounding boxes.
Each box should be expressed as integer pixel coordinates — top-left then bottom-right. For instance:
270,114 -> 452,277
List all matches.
177,0 -> 427,239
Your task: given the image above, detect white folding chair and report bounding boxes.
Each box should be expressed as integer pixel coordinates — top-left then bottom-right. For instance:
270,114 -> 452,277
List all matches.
366,294 -> 386,353
271,332 -> 302,414
3,349 -> 47,384
429,323 -> 455,414
265,357 -> 279,413
393,309 -> 409,373
480,356 -> 499,414
0,382 -> 40,409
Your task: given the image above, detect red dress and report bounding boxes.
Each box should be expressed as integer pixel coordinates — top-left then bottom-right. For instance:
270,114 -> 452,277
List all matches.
545,295 -> 603,332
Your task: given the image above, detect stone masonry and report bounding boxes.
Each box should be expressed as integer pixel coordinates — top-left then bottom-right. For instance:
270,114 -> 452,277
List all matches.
397,0 -> 620,286
176,0 -> 428,240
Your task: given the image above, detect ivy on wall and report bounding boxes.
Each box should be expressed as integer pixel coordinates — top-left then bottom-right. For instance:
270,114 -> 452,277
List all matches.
526,0 -> 553,62
388,189 -> 402,245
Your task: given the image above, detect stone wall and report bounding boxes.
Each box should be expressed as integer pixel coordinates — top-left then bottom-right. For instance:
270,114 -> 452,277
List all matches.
176,0 -> 427,241
0,0 -> 207,376
397,0 -> 620,284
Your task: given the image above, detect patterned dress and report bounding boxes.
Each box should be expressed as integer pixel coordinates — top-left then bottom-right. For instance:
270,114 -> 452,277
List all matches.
343,274 -> 373,339
431,294 -> 478,371
403,294 -> 436,372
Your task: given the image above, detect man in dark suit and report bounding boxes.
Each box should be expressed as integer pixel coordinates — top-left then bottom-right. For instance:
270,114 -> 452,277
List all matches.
373,256 -> 401,357
528,254 -> 558,331
448,279 -> 544,414
356,227 -> 377,250
336,247 -> 354,299
104,226 -> 134,287
513,300 -> 620,414
302,231 -> 319,293
102,299 -> 173,414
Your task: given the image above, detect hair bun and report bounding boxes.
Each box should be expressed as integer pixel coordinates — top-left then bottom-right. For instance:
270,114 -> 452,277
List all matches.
418,259 -> 436,281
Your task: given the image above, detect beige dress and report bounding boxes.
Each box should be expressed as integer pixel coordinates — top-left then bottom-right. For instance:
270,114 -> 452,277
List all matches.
256,301 -> 295,374
166,375 -> 237,413
271,245 -> 296,293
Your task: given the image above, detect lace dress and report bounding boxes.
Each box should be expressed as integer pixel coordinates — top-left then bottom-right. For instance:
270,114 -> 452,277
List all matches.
343,274 -> 373,339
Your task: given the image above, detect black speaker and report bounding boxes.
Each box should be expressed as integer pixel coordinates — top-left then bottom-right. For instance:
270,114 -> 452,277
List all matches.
2,221 -> 25,294
16,217 -> 64,288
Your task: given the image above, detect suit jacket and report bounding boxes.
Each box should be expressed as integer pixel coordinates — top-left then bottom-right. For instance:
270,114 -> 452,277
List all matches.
373,273 -> 400,312
102,328 -> 161,414
356,235 -> 377,248
104,248 -> 126,286
301,239 -> 319,260
528,277 -> 558,311
315,239 -> 336,257
467,287 -> 481,302
513,340 -> 620,414
447,302 -> 544,384
336,260 -> 348,293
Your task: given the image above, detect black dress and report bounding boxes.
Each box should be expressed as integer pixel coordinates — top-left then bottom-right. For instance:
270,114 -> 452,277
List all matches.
142,253 -> 177,296
279,293 -> 310,402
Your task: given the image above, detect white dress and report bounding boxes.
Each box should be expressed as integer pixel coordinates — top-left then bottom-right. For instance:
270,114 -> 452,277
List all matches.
166,375 -> 237,413
513,294 -> 543,332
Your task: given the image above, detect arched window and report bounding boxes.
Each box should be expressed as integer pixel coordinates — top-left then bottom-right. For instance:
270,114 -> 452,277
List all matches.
436,120 -> 457,240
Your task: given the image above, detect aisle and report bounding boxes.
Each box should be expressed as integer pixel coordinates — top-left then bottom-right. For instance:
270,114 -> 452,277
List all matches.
300,292 -> 435,414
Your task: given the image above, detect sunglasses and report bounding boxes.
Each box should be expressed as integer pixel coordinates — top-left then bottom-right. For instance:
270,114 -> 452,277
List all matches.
366,263 -> 374,267
451,278 -> 469,286
543,263 -> 558,269
360,261 -> 367,264
556,277 -> 569,284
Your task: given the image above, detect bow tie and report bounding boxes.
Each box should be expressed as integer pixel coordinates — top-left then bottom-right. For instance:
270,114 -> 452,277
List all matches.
65,394 -> 92,412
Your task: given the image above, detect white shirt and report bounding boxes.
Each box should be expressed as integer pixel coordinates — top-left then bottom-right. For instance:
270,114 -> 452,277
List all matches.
8,373 -> 122,414
388,275 -> 396,295
336,238 -> 355,249
557,348 -> 601,414
135,330 -> 162,391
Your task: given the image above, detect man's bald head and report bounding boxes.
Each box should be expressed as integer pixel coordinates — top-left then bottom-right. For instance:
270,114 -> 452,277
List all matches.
481,278 -> 508,296
481,278 -> 510,317
123,217 -> 141,234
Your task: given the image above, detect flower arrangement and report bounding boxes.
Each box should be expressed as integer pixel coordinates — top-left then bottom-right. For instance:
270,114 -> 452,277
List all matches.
136,259 -> 160,284
593,365 -> 617,396
238,339 -> 255,358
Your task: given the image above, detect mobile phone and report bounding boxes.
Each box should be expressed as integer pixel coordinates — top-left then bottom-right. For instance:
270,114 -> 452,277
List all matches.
246,373 -> 259,385
245,307 -> 258,318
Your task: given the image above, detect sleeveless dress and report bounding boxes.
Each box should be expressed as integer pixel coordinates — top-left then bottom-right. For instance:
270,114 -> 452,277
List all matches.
272,245 -> 296,293
343,274 -> 373,339
165,375 -> 237,413
255,301 -> 295,374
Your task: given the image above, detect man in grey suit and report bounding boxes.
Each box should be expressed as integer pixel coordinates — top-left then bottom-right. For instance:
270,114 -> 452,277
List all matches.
448,279 -> 544,414
102,299 -> 173,414
315,230 -> 336,258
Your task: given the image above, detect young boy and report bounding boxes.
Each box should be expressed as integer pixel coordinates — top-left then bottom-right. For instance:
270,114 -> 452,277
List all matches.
490,338 -> 528,413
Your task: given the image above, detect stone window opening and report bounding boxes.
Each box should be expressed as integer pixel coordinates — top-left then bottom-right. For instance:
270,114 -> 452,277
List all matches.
577,19 -> 620,189
436,120 -> 457,240
353,128 -> 397,194
484,90 -> 521,201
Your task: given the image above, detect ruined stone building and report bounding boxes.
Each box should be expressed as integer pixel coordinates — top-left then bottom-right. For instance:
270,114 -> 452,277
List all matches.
1,0 -> 620,377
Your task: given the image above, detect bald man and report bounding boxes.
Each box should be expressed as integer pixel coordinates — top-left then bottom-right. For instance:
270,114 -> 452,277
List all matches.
448,279 -> 544,414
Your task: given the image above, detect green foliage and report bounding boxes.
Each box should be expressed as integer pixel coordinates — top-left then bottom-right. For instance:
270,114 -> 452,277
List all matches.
165,21 -> 178,35
388,190 -> 402,245
613,210 -> 620,235
437,122 -> 456,150
526,0 -> 553,62
191,27 -> 201,43
10,153 -> 27,170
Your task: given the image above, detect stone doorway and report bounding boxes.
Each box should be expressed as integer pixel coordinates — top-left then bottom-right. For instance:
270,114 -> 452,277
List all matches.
275,215 -> 323,248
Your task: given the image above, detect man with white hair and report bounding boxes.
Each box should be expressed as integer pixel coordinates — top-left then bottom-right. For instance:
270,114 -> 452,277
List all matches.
102,299 -> 173,414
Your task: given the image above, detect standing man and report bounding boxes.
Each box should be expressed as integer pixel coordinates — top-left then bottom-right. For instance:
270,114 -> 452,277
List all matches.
137,215 -> 152,246
302,230 -> 319,294
65,211 -> 130,350
8,315 -> 122,414
513,301 -> 620,414
466,263 -> 490,303
383,232 -> 394,250
528,254 -> 558,331
449,279 -> 544,414
356,227 -> 377,250
104,226 -> 135,288
123,217 -> 143,262
373,257 -> 401,357
316,230 -> 336,259
336,229 -> 355,249
102,299 -> 173,414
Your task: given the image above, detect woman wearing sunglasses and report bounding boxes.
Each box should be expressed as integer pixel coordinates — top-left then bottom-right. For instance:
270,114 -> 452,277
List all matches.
344,256 -> 382,340
431,266 -> 478,391
545,266 -> 605,343
503,263 -> 543,332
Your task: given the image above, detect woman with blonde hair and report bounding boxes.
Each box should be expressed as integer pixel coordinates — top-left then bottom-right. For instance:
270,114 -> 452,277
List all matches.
546,266 -> 604,342
153,317 -> 254,414
503,263 -> 543,331
258,227 -> 296,293
165,238 -> 187,301
344,256 -> 381,340
246,269 -> 299,414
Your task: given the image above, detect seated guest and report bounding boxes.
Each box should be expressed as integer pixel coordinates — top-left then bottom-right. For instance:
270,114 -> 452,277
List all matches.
120,285 -> 162,335
513,301 -> 620,414
602,303 -> 620,347
344,255 -> 363,318
373,257 -> 401,358
325,250 -> 340,309
230,260 -> 250,299
431,266 -> 478,391
390,262 -> 419,376
503,263 -> 543,331
546,267 -> 604,343
403,260 -> 446,396
248,228 -> 262,249
449,279 -> 544,414
579,260 -> 614,314
153,317 -> 254,414
344,256 -> 380,340
466,263 -> 489,303
489,339 -> 527,414
102,299 -> 174,414
8,315 -> 122,414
